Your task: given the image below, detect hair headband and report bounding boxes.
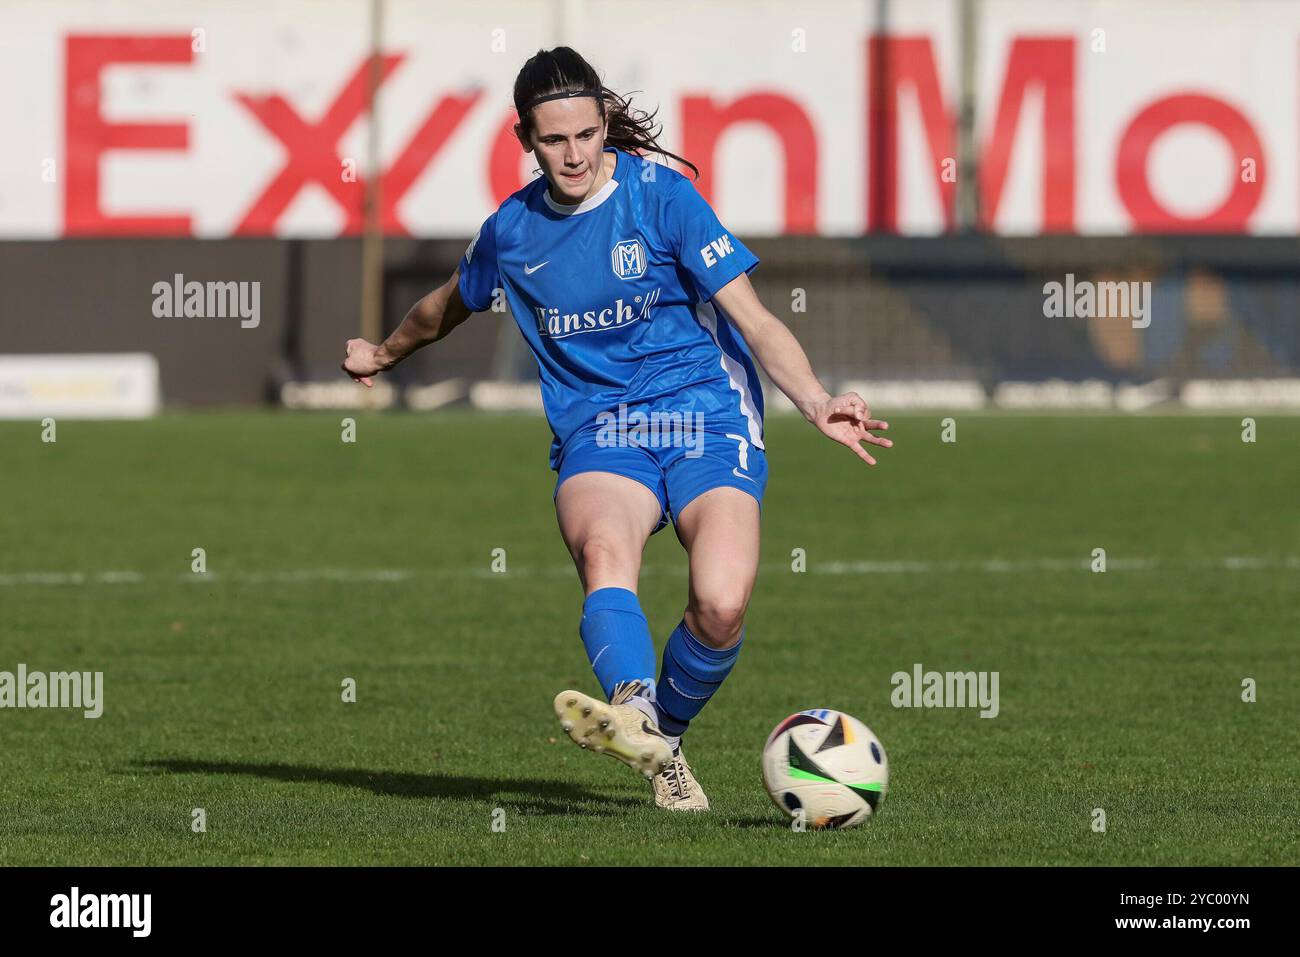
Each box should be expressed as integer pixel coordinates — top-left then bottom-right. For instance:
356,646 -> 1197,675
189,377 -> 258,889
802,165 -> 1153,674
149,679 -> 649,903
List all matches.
520,88 -> 603,114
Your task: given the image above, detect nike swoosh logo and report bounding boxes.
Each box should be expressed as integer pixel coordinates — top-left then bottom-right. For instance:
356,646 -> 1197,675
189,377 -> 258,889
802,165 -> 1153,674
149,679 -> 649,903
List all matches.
641,720 -> 666,739
732,467 -> 757,485
524,261 -> 549,274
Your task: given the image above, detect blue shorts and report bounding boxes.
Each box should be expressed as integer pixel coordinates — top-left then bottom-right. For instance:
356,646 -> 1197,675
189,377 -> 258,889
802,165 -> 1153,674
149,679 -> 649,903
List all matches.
553,421 -> 768,535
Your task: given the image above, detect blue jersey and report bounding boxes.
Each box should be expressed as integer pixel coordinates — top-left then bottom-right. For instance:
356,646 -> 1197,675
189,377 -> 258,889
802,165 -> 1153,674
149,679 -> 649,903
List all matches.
457,146 -> 765,469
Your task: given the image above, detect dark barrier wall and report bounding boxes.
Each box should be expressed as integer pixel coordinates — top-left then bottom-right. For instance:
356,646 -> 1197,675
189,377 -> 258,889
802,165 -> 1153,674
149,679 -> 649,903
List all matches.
759,236 -> 1300,385
0,238 -> 471,405
2,236 -> 1298,405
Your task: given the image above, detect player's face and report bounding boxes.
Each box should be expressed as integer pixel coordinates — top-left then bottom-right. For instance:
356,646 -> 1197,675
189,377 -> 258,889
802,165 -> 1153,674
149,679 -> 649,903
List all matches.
524,99 -> 608,204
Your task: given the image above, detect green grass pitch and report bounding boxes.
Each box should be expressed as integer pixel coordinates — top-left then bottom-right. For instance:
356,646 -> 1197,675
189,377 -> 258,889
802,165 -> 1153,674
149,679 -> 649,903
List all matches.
1,411 -> 1296,865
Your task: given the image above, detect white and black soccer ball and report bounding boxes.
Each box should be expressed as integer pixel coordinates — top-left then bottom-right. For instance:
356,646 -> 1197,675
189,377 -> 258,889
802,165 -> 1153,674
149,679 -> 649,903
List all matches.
761,709 -> 888,829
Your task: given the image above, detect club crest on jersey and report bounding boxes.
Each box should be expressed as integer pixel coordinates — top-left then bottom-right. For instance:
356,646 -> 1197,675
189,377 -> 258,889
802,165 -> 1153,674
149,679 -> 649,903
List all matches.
610,239 -> 647,280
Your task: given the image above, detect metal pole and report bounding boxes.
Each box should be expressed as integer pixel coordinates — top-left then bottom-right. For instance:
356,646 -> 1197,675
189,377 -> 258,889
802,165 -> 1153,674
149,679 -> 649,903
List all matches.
956,0 -> 981,231
360,0 -> 385,345
868,0 -> 889,233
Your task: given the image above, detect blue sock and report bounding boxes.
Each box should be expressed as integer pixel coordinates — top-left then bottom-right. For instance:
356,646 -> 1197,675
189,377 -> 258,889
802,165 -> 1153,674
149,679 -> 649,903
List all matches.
579,587 -> 657,700
654,618 -> 743,738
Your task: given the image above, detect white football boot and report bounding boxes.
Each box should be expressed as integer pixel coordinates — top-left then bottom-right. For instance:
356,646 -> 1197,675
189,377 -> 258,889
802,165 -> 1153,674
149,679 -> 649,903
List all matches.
553,681 -> 672,779
652,749 -> 710,811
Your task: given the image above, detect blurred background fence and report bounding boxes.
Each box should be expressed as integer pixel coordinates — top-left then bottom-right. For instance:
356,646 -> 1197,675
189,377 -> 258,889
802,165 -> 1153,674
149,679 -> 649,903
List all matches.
5,235 -> 1297,409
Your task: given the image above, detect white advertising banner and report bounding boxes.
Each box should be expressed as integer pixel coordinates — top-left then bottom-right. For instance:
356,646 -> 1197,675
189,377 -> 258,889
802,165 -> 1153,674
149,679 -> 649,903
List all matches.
0,0 -> 1293,237
0,354 -> 161,418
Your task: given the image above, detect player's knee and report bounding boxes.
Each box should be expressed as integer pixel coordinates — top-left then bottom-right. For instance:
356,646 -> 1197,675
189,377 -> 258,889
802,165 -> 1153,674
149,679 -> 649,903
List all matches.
577,536 -> 629,580
689,591 -> 749,648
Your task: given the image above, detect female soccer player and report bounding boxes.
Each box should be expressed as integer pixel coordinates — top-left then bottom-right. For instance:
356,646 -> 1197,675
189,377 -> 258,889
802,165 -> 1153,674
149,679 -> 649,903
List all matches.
342,47 -> 891,812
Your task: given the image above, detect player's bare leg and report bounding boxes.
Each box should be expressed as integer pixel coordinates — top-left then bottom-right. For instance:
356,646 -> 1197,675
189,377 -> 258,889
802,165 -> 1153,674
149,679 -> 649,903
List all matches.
651,486 -> 762,810
555,471 -> 660,595
552,472 -> 672,778
676,486 -> 761,650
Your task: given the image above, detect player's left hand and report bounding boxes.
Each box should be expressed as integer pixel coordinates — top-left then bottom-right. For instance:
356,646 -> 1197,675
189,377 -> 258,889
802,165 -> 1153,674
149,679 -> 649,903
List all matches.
807,392 -> 892,465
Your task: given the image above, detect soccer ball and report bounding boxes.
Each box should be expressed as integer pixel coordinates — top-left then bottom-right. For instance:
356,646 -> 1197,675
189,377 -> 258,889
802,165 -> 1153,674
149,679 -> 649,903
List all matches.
761,709 -> 888,828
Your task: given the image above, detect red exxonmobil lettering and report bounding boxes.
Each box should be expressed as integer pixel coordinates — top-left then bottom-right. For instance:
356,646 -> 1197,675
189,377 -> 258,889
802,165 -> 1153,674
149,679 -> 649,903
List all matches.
65,36 -> 194,235
56,30 -> 1272,237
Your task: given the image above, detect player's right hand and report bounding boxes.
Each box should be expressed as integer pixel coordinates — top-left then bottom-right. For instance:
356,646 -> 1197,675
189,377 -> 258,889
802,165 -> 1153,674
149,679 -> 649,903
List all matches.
342,338 -> 385,388
809,392 -> 892,466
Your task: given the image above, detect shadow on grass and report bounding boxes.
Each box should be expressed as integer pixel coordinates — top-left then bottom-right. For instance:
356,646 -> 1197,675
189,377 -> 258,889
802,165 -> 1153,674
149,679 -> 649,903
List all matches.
140,758 -> 640,816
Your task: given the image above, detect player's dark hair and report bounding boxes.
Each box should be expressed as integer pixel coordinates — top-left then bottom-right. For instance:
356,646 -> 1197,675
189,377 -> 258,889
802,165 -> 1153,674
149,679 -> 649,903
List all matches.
514,46 -> 700,180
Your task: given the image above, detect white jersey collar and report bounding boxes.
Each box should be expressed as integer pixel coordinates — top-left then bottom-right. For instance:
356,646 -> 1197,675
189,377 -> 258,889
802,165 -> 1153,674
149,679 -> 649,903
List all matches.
543,149 -> 621,216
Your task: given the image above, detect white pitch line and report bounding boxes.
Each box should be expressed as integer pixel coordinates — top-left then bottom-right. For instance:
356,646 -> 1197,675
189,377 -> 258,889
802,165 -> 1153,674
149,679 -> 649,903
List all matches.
0,556 -> 1296,587
184,568 -> 416,584
812,557 -> 1161,574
